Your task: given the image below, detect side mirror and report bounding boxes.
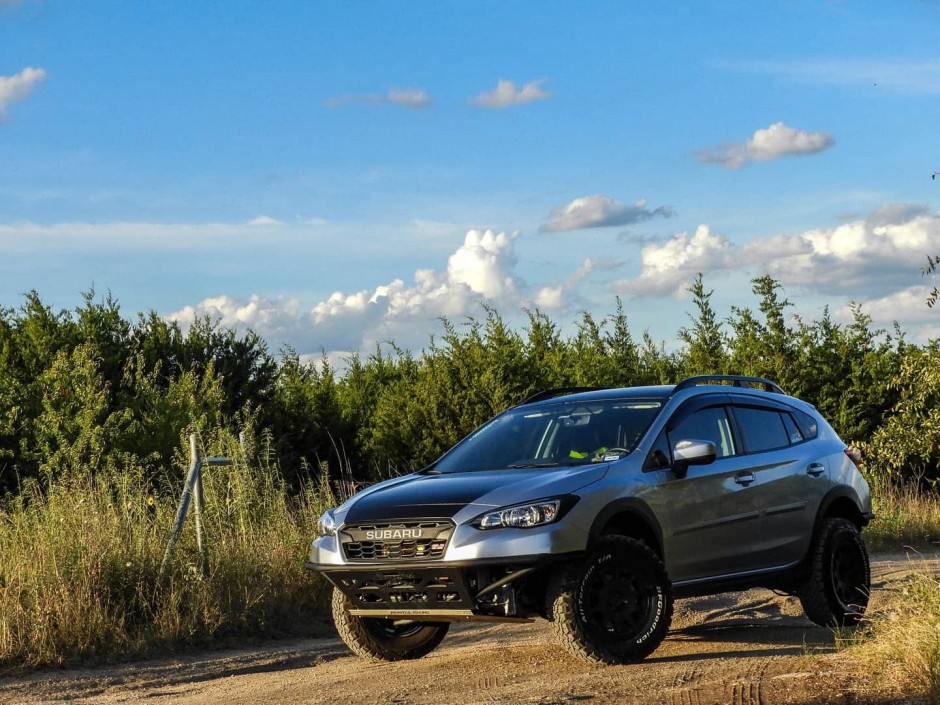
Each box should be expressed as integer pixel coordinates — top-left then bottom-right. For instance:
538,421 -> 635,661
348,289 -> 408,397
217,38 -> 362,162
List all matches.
672,439 -> 717,479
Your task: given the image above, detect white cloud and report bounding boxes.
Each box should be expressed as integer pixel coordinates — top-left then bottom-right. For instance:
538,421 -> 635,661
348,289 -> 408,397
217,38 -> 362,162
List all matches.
696,122 -> 834,169
324,88 -> 431,109
170,294 -> 303,340
534,286 -> 564,310
540,195 -> 674,232
0,67 -> 46,119
617,225 -> 733,297
842,286 -> 938,325
615,204 -> 940,300
168,229 -> 527,353
167,227 -> 607,353
472,79 -> 550,108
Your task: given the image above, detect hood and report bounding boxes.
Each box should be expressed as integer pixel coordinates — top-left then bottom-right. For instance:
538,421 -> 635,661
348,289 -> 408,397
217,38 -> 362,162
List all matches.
340,464 -> 609,523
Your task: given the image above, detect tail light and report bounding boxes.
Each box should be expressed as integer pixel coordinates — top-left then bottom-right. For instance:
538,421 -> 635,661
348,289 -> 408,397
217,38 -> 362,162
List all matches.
844,446 -> 863,469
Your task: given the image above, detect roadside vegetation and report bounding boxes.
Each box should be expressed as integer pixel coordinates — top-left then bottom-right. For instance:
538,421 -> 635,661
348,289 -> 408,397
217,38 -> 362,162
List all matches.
1,274 -> 939,670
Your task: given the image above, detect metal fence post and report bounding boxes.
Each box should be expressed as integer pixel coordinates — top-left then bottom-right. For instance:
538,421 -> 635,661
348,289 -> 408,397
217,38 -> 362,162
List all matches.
159,433 -> 203,580
159,432 -> 246,581
193,452 -> 209,579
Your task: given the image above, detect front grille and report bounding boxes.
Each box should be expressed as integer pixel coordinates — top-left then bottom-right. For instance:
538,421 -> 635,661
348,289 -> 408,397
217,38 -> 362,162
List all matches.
339,520 -> 455,563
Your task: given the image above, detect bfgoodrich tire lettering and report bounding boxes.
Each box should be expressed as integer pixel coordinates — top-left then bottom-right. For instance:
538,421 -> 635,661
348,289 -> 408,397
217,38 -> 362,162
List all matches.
798,517 -> 871,627
547,536 -> 673,664
331,588 -> 450,661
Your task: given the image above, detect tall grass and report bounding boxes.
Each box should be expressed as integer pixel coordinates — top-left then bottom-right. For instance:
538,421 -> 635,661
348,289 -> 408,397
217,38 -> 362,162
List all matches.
865,478 -> 940,552
848,568 -> 940,704
0,433 -> 334,669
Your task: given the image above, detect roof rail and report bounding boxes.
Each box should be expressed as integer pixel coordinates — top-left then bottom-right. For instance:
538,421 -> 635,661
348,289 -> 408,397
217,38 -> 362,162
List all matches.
520,387 -> 599,405
673,375 -> 785,395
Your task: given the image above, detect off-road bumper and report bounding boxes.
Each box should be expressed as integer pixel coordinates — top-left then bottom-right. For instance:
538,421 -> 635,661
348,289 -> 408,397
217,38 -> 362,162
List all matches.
305,554 -> 581,622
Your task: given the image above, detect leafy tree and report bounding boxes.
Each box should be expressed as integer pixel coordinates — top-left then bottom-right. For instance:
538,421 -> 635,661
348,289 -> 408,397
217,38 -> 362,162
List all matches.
863,343 -> 940,484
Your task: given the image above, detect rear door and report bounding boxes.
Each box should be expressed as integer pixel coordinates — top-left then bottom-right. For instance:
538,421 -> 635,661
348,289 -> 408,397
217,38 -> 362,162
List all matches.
728,396 -> 828,568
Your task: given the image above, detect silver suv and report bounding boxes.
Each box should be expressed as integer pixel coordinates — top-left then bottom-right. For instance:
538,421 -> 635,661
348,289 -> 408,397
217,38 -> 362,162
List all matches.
306,375 -> 873,664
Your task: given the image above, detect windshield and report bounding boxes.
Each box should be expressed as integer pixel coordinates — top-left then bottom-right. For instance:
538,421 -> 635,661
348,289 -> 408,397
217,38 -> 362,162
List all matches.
430,398 -> 663,473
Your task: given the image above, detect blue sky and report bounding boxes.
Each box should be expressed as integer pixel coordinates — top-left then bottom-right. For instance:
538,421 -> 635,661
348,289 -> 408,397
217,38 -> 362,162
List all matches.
2,1 -> 940,360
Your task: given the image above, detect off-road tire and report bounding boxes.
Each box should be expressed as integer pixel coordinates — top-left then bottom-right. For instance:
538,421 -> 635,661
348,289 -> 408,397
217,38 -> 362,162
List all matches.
547,536 -> 673,664
331,588 -> 450,661
798,517 -> 871,627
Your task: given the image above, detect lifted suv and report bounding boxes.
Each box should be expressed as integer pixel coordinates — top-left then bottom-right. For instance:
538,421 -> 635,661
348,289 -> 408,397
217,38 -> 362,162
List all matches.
306,376 -> 873,664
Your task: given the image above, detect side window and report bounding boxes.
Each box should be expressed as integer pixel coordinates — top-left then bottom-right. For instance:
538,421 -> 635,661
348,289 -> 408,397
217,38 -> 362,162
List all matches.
667,406 -> 736,458
643,430 -> 672,470
781,412 -> 804,444
792,409 -> 819,440
735,406 -> 790,453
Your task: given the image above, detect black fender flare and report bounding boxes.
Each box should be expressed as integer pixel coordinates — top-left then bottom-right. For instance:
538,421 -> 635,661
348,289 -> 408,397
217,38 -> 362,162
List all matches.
588,498 -> 665,558
813,485 -> 866,529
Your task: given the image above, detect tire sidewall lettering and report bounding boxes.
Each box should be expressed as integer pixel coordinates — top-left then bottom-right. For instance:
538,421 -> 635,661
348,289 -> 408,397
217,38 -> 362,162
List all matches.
575,551 -> 663,644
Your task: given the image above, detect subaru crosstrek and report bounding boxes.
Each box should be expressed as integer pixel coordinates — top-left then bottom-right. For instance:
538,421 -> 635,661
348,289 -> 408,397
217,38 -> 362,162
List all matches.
306,375 -> 873,664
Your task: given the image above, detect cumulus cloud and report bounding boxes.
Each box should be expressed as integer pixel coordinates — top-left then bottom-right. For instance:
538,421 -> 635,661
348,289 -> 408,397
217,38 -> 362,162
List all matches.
0,67 -> 46,119
696,122 -> 834,169
615,204 -> 940,299
472,79 -> 551,108
540,195 -> 673,233
170,294 -> 303,340
324,88 -> 431,109
616,225 -> 734,297
168,229 -> 528,353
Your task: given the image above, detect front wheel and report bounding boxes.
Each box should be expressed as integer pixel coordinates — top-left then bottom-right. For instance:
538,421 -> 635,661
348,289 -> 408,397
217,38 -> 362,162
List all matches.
798,517 -> 871,627
547,536 -> 673,664
331,588 -> 450,661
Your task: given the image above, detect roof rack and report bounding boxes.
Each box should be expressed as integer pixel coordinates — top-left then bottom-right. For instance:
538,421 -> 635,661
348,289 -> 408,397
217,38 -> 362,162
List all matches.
520,387 -> 599,405
672,375 -> 785,395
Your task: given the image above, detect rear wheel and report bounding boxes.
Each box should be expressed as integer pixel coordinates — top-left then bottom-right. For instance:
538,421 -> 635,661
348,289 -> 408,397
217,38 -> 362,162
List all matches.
798,517 -> 870,627
547,536 -> 673,664
331,588 -> 450,661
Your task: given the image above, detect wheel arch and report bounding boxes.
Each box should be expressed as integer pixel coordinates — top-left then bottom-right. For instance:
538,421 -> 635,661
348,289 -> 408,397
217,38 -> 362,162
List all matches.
816,486 -> 866,530
588,499 -> 664,559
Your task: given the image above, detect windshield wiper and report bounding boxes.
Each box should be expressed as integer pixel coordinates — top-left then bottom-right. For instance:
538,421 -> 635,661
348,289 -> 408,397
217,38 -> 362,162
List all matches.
507,461 -> 561,469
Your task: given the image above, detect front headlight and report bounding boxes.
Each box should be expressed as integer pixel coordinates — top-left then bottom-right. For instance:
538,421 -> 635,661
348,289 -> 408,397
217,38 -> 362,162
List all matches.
316,508 -> 337,537
474,499 -> 562,530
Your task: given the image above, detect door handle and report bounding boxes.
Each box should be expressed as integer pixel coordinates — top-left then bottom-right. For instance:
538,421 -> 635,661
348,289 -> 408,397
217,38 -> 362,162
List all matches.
807,463 -> 826,477
734,472 -> 755,486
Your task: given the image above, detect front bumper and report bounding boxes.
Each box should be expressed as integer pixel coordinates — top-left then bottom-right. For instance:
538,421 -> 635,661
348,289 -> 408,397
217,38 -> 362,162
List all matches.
305,553 -> 581,621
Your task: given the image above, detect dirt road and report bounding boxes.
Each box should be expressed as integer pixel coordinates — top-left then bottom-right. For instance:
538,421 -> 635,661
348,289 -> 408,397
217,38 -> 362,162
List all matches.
2,553 -> 935,705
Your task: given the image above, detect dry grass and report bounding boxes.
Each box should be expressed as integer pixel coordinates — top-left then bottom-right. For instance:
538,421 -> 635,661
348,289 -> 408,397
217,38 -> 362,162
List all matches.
0,438 -> 334,669
847,567 -> 940,704
865,479 -> 940,552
